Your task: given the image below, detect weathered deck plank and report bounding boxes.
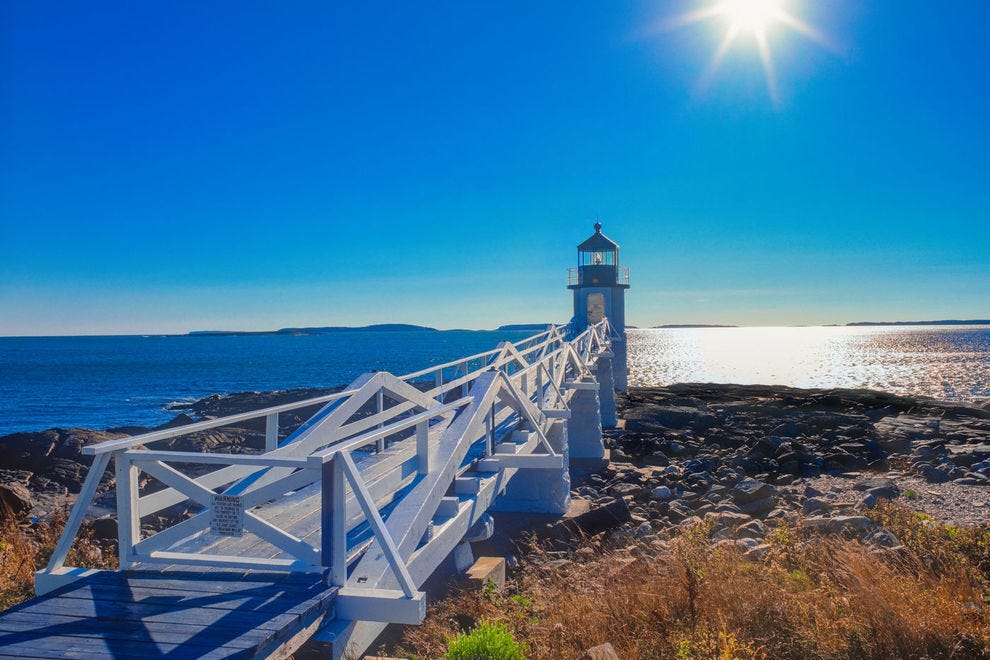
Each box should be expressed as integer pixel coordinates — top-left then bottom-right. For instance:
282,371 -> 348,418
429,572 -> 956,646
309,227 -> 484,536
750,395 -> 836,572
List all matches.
0,570 -> 336,659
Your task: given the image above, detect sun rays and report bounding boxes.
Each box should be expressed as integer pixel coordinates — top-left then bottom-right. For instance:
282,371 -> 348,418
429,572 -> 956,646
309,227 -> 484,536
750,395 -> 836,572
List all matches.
649,0 -> 834,105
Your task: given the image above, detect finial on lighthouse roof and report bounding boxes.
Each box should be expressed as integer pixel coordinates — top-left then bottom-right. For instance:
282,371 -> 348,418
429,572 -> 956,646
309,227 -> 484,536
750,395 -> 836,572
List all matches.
594,221 -> 602,233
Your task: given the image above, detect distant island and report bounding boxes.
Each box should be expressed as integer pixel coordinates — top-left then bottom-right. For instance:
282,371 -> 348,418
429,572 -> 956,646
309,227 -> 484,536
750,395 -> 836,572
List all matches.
846,320 -> 990,327
495,323 -> 555,332
653,324 -> 739,329
188,323 -> 438,336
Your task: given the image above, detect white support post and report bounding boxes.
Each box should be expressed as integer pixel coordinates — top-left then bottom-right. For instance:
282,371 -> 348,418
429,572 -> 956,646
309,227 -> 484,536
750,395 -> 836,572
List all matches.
416,420 -> 430,475
485,406 -> 494,456
376,390 -> 385,453
265,412 -> 279,452
323,454 -> 348,588
114,452 -> 140,569
43,452 -> 111,573
339,452 -> 417,598
537,367 -> 544,410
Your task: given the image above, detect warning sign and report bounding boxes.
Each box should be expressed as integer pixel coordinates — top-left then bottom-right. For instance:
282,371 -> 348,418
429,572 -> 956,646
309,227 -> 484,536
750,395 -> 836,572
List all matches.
211,494 -> 244,537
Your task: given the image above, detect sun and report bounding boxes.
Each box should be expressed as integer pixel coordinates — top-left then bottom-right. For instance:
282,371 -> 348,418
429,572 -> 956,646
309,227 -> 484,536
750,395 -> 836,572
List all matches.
723,0 -> 784,32
651,0 -> 833,105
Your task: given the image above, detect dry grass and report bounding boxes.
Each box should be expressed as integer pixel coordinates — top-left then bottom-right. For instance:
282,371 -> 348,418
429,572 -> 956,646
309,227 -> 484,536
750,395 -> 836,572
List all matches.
0,506 -> 117,611
392,506 -> 990,659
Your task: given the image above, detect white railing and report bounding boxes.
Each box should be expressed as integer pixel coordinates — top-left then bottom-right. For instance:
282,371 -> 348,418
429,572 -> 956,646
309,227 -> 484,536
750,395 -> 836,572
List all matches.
36,320 -> 616,599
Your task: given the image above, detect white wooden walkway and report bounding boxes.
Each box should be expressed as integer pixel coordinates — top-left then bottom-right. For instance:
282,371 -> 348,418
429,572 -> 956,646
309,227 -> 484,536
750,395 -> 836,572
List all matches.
7,320 -> 620,659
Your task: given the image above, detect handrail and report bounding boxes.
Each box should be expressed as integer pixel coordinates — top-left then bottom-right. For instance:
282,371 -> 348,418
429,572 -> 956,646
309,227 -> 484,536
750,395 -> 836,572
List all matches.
308,396 -> 473,465
38,318 -> 616,594
83,388 -> 361,455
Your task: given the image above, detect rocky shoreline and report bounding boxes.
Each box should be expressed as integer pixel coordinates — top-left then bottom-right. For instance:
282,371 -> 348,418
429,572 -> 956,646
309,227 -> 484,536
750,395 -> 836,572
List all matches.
576,384 -> 990,562
1,383 -> 987,539
0,388 -> 339,521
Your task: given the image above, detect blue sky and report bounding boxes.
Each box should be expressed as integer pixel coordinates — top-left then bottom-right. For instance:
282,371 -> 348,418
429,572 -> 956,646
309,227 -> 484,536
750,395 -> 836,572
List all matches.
1,0 -> 987,335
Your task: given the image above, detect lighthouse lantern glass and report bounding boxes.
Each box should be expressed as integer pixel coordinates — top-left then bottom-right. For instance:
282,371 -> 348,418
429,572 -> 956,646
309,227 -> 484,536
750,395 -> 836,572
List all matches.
580,250 -> 615,266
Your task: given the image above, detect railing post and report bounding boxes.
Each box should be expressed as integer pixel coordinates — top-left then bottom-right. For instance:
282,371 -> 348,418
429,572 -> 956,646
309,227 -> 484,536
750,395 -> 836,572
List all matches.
322,454 -> 347,587
114,452 -> 140,569
485,406 -> 495,455
265,412 -> 279,452
376,389 -> 385,453
416,420 -> 430,474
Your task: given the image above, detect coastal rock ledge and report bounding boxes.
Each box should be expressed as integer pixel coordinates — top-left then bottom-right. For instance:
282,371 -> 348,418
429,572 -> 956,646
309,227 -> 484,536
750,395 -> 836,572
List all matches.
0,383 -> 987,533
581,383 -> 990,549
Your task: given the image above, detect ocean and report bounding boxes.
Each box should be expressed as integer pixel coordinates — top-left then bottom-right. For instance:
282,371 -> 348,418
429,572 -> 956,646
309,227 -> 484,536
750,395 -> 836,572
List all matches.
0,325 -> 988,435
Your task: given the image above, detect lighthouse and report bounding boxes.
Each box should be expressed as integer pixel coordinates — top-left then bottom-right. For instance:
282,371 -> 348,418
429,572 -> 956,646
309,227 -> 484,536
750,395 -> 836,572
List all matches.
567,222 -> 629,391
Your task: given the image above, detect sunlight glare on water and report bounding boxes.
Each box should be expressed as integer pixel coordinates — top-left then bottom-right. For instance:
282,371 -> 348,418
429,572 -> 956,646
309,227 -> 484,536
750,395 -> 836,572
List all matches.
628,326 -> 990,402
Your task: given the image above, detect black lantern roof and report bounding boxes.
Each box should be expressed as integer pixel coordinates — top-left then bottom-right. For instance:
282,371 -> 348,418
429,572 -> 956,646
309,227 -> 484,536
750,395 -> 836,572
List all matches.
577,222 -> 619,251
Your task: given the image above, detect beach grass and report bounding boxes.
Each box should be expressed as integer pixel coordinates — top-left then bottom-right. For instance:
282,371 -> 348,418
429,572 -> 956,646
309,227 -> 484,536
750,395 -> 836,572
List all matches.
0,507 -> 117,611
390,503 -> 990,659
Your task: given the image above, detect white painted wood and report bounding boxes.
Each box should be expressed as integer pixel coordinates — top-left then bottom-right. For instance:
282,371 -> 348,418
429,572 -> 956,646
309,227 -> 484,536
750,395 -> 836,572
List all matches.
338,452 -> 417,598
482,454 -> 564,469
329,456 -> 347,587
139,550 -> 318,571
134,512 -> 211,556
38,315 -> 621,652
44,452 -> 110,572
129,450 -> 310,468
335,588 -> 426,625
115,454 -> 140,568
266,412 -> 279,452
242,510 -> 320,564
137,459 -> 217,507
83,389 -> 359,455
415,420 -> 429,474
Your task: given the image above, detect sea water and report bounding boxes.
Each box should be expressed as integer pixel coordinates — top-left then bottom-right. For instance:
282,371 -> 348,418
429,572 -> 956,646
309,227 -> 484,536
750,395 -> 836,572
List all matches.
629,325 -> 990,403
0,326 -> 988,435
0,330 -> 534,435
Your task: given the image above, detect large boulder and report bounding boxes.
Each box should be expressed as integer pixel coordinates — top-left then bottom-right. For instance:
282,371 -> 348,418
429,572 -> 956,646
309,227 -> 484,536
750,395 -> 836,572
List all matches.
0,482 -> 33,519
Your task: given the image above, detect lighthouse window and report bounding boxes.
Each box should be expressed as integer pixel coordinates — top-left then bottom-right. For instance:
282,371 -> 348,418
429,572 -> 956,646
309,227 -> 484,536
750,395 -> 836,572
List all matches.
581,251 -> 615,266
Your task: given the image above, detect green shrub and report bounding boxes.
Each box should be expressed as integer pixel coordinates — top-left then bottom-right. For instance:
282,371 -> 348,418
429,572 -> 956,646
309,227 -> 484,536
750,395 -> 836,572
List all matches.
445,620 -> 527,660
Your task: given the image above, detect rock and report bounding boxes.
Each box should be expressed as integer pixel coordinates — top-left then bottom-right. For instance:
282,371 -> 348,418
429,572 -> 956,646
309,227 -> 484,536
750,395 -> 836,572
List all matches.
609,483 -> 643,497
631,522 -> 653,538
731,478 -> 776,505
705,511 -> 751,530
577,642 -> 620,660
0,482 -> 33,518
745,543 -> 772,561
625,405 -> 697,431
651,486 -> 672,500
853,477 -> 899,497
802,497 -> 831,514
641,451 -> 669,467
866,528 -> 900,548
804,515 -> 872,534
948,444 -> 990,467
917,464 -> 951,483
550,497 -> 632,540
829,515 -> 873,532
738,496 -> 776,516
91,516 -> 118,541
736,518 -> 766,538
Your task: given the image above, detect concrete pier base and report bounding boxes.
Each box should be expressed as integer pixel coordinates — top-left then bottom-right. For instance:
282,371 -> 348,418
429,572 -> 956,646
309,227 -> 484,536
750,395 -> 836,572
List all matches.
491,419 -> 570,514
591,357 -> 618,429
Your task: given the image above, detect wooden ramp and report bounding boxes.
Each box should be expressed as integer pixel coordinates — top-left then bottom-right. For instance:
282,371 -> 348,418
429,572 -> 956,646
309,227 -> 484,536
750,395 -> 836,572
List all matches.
0,570 -> 335,659
24,320 -> 620,659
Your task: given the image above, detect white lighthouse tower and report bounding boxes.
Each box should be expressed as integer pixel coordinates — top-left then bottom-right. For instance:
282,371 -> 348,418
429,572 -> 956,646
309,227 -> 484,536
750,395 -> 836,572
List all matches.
567,222 -> 629,392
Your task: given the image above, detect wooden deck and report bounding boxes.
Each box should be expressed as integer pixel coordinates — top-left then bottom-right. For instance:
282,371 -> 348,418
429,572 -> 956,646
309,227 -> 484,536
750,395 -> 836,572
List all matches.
0,570 -> 335,659
20,320 -> 619,659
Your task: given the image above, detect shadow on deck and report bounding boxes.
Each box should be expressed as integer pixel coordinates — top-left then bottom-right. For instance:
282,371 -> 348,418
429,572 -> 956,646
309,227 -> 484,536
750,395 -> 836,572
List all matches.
0,570 -> 336,659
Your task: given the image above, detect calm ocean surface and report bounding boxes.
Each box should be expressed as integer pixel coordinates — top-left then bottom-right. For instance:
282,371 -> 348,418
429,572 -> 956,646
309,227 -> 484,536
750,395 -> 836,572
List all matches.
0,326 -> 988,435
